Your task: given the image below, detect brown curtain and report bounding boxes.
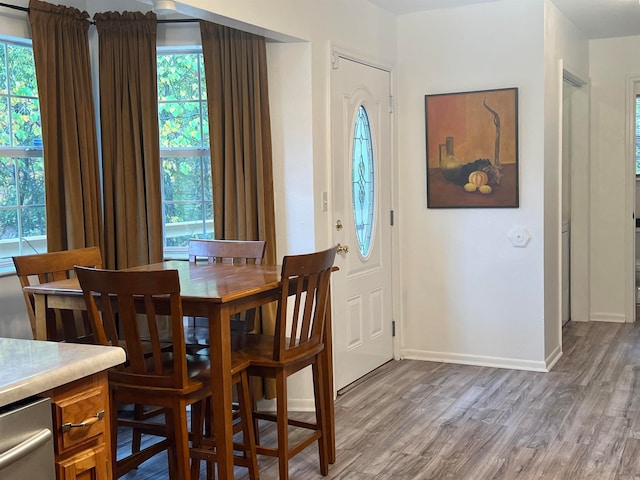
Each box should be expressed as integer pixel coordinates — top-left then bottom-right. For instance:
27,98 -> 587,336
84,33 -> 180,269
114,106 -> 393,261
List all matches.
200,21 -> 277,398
95,12 -> 162,269
28,0 -> 103,253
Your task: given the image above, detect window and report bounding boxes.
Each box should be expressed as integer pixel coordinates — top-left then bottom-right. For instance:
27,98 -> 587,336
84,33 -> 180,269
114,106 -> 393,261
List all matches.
0,45 -> 214,267
351,105 -> 375,257
157,49 -> 213,257
0,38 -> 45,270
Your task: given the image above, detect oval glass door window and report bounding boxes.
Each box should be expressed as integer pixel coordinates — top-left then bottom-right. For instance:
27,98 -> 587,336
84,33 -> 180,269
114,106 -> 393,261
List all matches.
352,105 -> 375,257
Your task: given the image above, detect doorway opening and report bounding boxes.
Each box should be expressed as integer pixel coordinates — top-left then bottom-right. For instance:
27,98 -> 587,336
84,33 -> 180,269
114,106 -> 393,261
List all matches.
561,68 -> 589,326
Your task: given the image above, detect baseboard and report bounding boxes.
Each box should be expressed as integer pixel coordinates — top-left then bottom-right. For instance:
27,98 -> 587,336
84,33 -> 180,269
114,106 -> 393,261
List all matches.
286,399 -> 317,412
545,343 -> 563,371
256,397 -> 317,413
590,312 -> 627,323
401,349 -> 548,372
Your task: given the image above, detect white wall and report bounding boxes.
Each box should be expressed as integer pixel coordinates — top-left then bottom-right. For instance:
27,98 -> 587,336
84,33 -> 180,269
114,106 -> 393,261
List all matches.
267,42 -> 315,258
0,275 -> 32,339
589,35 -> 640,322
397,0 -> 551,370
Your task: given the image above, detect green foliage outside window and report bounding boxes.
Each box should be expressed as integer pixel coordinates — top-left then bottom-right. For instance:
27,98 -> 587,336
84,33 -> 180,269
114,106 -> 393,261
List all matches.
0,39 -> 45,259
157,51 -> 213,249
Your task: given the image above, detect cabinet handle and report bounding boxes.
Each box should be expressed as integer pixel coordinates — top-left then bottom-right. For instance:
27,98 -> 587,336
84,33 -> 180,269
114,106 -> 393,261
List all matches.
61,410 -> 105,433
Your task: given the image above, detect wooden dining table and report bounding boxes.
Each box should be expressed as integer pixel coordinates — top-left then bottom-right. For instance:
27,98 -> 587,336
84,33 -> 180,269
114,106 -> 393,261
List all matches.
23,260 -> 336,479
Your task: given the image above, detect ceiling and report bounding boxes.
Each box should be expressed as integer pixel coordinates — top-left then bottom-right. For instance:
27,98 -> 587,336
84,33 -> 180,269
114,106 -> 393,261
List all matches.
367,0 -> 640,40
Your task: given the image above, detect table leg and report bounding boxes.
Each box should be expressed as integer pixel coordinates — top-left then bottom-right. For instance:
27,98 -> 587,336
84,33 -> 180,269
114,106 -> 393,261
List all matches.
32,293 -> 47,341
208,304 -> 235,479
322,287 -> 336,464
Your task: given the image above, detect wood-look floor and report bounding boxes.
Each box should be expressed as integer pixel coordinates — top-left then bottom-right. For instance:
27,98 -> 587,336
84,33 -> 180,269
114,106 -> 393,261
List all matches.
120,320 -> 640,479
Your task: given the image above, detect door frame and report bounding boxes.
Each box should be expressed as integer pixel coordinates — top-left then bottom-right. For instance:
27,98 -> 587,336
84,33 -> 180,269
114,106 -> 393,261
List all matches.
626,76 -> 640,323
329,45 -> 400,362
560,64 -> 591,327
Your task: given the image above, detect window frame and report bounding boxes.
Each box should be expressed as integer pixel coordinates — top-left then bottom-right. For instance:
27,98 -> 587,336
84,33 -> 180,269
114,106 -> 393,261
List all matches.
636,93 -> 640,177
0,36 -> 45,273
157,46 -> 213,259
0,41 -> 215,271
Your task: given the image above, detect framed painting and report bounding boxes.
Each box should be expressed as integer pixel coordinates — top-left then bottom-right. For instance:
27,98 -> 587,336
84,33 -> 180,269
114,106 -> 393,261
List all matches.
425,87 -> 519,208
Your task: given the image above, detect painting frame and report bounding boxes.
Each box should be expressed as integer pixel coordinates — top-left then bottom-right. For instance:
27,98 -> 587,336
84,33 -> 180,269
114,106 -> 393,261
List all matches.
425,87 -> 519,208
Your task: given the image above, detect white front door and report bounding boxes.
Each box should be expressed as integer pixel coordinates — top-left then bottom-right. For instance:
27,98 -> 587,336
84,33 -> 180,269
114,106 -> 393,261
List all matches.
331,55 -> 393,391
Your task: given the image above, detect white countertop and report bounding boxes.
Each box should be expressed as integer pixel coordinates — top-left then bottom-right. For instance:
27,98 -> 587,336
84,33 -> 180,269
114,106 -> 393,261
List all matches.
0,337 -> 126,408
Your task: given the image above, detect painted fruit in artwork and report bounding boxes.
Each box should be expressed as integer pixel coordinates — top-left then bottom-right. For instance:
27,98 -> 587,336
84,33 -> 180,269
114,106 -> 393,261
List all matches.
468,170 -> 488,187
464,182 -> 477,192
479,185 -> 492,194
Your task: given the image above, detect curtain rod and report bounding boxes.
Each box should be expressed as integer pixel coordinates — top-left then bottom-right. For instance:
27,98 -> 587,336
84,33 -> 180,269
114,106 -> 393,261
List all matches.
0,2 -> 200,24
0,2 -> 27,13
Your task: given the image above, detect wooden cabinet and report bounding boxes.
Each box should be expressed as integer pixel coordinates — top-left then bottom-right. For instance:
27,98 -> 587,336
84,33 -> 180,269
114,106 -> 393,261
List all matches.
43,371 -> 112,480
55,445 -> 108,480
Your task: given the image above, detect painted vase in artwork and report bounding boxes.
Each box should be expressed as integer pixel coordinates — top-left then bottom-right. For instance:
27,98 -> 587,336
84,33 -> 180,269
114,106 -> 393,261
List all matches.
439,136 -> 461,182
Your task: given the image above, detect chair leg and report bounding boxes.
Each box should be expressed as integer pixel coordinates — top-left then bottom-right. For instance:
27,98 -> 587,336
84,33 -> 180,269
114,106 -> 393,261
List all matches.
110,391 -> 120,479
275,371 -> 289,480
167,457 -> 177,480
312,361 -> 329,475
238,372 -> 259,480
250,376 -> 261,445
132,403 -> 144,454
172,400 -> 191,480
189,400 -> 205,480
204,397 -> 213,480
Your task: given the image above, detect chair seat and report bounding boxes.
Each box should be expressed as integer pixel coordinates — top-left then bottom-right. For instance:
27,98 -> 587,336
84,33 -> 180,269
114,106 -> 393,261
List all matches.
110,352 -> 250,390
232,333 -> 324,369
109,353 -> 209,393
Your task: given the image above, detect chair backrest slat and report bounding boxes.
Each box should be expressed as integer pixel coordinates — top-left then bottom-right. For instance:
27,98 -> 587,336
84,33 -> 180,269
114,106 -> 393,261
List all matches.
76,266 -> 189,390
274,246 -> 337,362
13,246 -> 103,341
188,239 -> 266,265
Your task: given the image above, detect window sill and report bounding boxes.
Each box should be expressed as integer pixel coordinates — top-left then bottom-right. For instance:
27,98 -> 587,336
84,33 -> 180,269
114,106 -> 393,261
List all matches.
163,253 -> 189,261
0,266 -> 16,278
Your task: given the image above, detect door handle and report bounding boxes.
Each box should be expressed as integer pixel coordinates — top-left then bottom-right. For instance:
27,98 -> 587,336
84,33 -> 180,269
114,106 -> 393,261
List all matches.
337,243 -> 349,254
0,428 -> 52,470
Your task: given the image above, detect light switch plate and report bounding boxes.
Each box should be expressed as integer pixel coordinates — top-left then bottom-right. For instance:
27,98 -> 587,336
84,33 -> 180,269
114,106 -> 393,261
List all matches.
508,226 -> 531,247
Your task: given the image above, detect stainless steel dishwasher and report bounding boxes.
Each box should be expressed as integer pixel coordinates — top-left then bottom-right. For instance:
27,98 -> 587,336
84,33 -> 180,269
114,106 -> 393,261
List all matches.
0,396 -> 55,479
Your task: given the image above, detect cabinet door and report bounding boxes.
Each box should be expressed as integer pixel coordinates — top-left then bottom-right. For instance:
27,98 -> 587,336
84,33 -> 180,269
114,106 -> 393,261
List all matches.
56,443 -> 108,480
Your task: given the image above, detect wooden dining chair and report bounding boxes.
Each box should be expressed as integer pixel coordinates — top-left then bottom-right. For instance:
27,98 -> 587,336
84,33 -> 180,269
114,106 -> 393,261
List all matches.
233,245 -> 338,480
12,246 -> 102,341
188,239 -> 266,265
75,266 -> 258,480
187,239 -> 267,338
